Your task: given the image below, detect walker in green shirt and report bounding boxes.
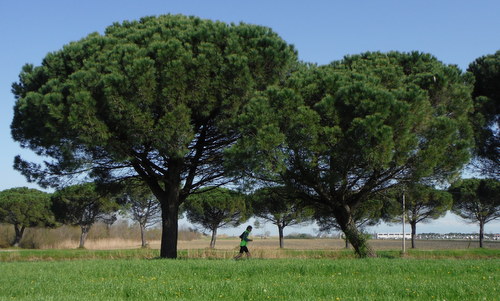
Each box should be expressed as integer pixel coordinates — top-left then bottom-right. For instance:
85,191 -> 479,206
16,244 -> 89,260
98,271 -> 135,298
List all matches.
240,229 -> 251,246
234,226 -> 253,259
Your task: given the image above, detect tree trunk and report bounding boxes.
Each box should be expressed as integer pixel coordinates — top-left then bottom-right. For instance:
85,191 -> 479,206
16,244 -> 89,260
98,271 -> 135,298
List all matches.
160,202 -> 179,258
344,237 -> 349,249
410,221 -> 417,249
79,225 -> 90,249
210,227 -> 217,249
479,220 -> 484,248
140,223 -> 147,248
12,224 -> 25,247
135,159 -> 184,258
278,225 -> 284,249
157,160 -> 185,259
159,182 -> 180,258
343,223 -> 374,257
334,205 -> 375,258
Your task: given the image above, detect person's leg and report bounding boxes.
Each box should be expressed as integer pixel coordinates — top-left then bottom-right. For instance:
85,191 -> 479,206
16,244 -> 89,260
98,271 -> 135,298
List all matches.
242,246 -> 250,258
234,247 -> 244,259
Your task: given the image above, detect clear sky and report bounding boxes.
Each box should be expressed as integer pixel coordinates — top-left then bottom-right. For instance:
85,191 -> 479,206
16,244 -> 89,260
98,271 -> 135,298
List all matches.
1,0 -> 499,236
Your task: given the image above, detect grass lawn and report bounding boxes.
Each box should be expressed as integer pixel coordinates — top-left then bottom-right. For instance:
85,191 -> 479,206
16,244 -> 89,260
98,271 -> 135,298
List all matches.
0,249 -> 498,300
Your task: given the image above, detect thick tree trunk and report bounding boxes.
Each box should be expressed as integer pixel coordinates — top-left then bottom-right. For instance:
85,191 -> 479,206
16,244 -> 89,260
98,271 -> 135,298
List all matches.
79,225 -> 90,249
342,223 -> 375,257
479,220 -> 484,248
160,201 -> 179,258
140,223 -> 147,248
210,227 -> 217,249
278,225 -> 284,249
12,224 -> 25,247
135,159 -> 183,258
410,221 -> 417,249
334,205 -> 375,258
159,182 -> 180,258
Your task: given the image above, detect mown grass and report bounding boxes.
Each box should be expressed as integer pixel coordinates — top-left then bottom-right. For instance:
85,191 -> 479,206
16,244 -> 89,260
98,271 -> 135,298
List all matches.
0,256 -> 498,300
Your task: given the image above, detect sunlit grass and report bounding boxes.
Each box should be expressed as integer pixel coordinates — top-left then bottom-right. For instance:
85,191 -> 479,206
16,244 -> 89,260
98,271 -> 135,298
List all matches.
0,257 -> 498,300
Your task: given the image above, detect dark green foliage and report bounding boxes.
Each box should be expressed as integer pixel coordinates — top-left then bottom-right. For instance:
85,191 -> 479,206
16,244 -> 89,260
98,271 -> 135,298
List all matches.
183,187 -> 249,248
0,187 -> 54,247
11,14 -> 297,258
449,178 -> 500,248
230,52 -> 474,257
250,186 -> 313,248
51,183 -> 119,248
468,50 -> 500,178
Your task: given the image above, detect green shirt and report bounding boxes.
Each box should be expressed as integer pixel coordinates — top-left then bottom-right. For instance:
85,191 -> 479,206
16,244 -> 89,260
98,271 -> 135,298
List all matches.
240,230 -> 251,247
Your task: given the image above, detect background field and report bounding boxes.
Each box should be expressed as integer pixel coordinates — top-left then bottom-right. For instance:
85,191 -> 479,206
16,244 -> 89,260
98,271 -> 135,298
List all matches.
177,237 -> 500,251
3,222 -> 499,251
2,238 -> 499,262
32,236 -> 499,252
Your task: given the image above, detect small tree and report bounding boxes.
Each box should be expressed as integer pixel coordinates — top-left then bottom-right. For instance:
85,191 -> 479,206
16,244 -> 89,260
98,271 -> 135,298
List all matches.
118,180 -> 161,248
449,178 -> 500,248
405,186 -> 452,249
51,183 -> 119,248
0,187 -> 54,247
183,187 -> 249,248
384,184 -> 452,248
250,186 -> 313,248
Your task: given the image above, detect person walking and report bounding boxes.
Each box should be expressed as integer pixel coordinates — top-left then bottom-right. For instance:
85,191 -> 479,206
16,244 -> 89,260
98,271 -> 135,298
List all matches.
234,225 -> 253,259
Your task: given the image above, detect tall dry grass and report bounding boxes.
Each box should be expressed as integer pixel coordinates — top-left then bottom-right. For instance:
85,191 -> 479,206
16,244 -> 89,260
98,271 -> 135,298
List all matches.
2,221 -> 499,251
0,221 -> 201,249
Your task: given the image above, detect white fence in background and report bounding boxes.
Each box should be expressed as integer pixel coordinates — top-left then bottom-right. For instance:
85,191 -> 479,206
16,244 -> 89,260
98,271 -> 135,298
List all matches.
376,233 -> 412,239
376,233 -> 500,240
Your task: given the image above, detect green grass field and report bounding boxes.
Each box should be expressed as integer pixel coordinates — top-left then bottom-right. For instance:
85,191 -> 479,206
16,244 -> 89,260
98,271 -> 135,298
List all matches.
0,249 -> 499,300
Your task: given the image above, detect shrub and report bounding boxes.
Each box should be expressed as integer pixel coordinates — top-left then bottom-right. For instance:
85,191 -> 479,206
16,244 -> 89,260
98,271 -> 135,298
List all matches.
285,233 -> 315,239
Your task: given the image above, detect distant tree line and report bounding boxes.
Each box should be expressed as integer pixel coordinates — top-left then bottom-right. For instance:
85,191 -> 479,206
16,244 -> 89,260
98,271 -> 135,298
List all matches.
6,14 -> 500,257
1,177 -> 499,250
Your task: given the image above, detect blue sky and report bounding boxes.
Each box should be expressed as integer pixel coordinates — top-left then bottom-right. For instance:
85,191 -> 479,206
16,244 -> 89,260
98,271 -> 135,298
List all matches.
1,0 -> 499,235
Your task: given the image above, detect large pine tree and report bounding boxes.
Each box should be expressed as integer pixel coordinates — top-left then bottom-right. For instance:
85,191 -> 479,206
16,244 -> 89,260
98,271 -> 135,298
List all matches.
230,52 -> 474,257
11,14 -> 297,258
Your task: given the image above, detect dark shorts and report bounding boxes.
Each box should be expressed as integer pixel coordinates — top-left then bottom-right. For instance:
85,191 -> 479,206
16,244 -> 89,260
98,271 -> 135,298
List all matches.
239,246 -> 249,253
